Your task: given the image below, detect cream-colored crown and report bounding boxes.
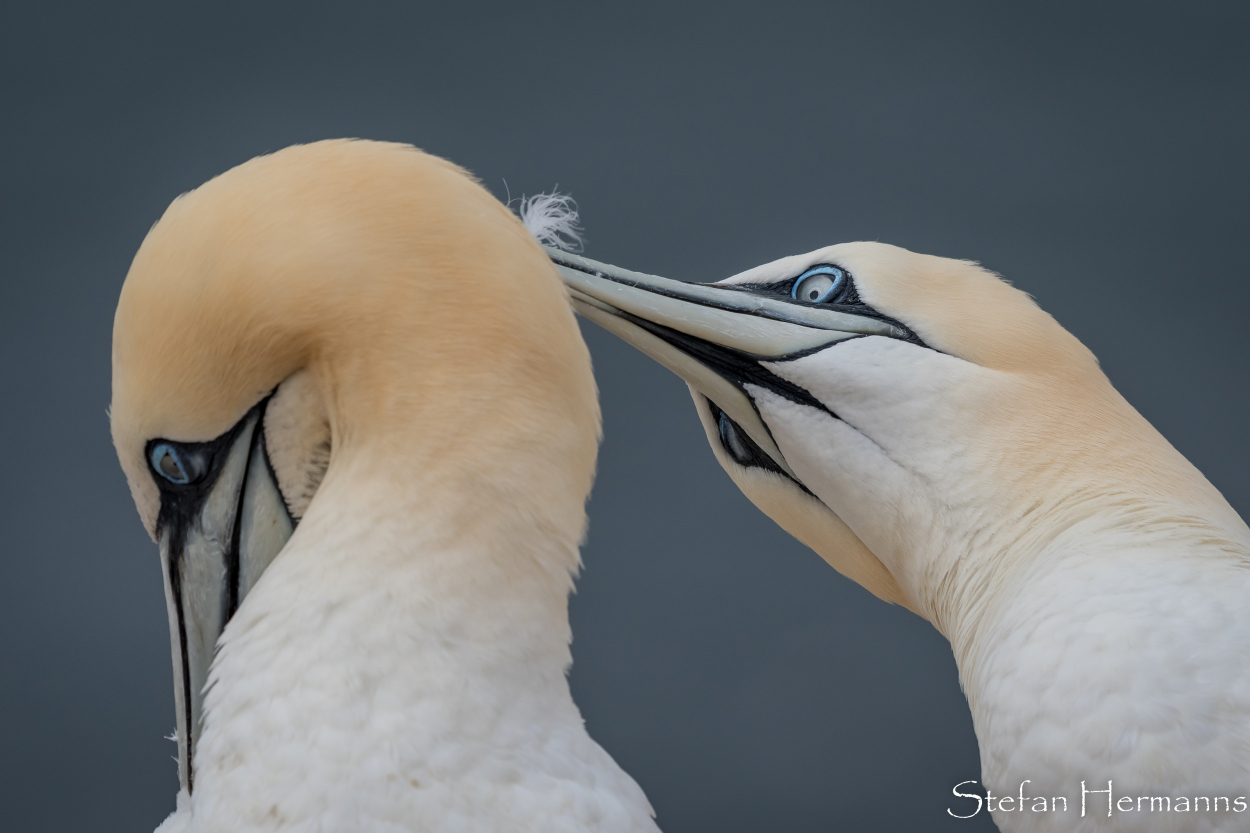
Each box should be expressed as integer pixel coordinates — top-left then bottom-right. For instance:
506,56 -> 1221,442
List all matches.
111,140 -> 599,551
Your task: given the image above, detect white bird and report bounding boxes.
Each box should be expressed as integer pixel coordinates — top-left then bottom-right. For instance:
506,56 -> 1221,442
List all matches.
110,140 -> 659,832
555,244 -> 1250,831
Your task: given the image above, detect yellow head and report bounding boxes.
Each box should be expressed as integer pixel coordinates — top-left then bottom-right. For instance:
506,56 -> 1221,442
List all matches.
111,139 -> 598,789
555,241 -> 1241,640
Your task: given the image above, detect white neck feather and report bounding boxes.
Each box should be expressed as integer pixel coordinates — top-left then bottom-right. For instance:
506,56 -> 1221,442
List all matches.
759,339 -> 1250,825
951,504 -> 1250,824
163,451 -> 657,832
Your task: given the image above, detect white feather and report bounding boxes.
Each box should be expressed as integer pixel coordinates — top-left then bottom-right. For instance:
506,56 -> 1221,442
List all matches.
517,192 -> 584,252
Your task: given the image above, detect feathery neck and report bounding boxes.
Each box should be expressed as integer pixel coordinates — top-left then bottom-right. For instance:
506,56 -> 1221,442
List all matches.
889,373 -> 1245,646
188,446 -> 589,817
927,449 -> 1250,688
205,357 -> 596,713
198,432 -> 588,758
278,423 -> 585,661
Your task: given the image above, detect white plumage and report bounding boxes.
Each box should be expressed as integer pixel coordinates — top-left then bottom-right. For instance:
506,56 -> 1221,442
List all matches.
517,191 -> 584,253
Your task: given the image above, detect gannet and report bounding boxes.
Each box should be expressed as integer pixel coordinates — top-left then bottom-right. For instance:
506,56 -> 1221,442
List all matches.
555,245 -> 1250,831
110,140 -> 659,832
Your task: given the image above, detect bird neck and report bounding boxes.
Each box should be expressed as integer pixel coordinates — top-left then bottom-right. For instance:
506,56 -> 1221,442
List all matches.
189,436 -> 590,812
925,445 -> 1250,738
909,382 -> 1250,661
945,504 -> 1250,800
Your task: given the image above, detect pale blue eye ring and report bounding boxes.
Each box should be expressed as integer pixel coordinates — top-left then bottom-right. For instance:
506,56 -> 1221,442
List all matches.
150,443 -> 192,485
791,265 -> 846,303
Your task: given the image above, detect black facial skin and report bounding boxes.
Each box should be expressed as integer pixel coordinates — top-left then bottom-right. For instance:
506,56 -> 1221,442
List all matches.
708,399 -> 787,473
763,264 -> 864,306
615,307 -> 839,416
704,398 -> 815,495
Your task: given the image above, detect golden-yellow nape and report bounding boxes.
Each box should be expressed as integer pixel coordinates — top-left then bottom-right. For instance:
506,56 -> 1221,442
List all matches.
111,140 -> 615,815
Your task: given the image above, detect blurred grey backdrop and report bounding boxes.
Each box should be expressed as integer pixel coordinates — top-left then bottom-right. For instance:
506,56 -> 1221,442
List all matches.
2,2 -> 1247,831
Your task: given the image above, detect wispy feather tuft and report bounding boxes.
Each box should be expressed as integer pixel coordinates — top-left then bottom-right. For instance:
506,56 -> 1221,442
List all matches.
515,191 -> 584,252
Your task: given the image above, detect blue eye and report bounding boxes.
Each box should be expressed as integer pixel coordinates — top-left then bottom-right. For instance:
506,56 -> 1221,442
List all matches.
150,443 -> 193,485
791,266 -> 846,303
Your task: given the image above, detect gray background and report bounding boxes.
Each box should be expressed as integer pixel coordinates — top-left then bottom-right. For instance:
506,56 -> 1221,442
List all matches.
2,2 -> 1247,831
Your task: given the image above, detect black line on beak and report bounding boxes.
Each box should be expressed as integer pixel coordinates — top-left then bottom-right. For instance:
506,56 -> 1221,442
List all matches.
149,395 -> 275,792
613,309 -> 840,418
165,537 -> 195,791
152,412 -> 255,792
225,400 -> 296,621
224,403 -> 263,621
552,249 -> 926,345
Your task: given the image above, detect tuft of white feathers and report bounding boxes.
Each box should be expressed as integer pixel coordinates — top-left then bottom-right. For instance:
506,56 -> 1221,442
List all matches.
515,192 -> 584,253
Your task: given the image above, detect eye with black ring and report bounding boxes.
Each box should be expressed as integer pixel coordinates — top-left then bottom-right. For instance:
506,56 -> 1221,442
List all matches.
149,442 -> 205,486
791,265 -> 848,304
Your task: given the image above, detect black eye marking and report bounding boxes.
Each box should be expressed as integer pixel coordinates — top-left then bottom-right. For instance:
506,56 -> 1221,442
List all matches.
149,442 -> 210,486
146,438 -> 236,497
730,265 -> 931,349
734,263 -> 864,308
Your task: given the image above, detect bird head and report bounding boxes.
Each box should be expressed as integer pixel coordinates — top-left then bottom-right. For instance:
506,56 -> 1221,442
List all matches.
556,242 -> 1223,634
111,140 -> 598,791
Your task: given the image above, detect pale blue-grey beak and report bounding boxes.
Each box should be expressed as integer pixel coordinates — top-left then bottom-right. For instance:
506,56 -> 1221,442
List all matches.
149,399 -> 293,791
548,247 -> 906,479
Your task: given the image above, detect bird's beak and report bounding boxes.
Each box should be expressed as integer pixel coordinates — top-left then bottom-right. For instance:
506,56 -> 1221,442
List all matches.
154,400 -> 293,792
549,248 -> 904,478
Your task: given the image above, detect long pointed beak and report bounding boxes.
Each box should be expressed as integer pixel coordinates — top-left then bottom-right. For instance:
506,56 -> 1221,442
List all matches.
155,402 -> 293,792
548,248 -> 901,477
